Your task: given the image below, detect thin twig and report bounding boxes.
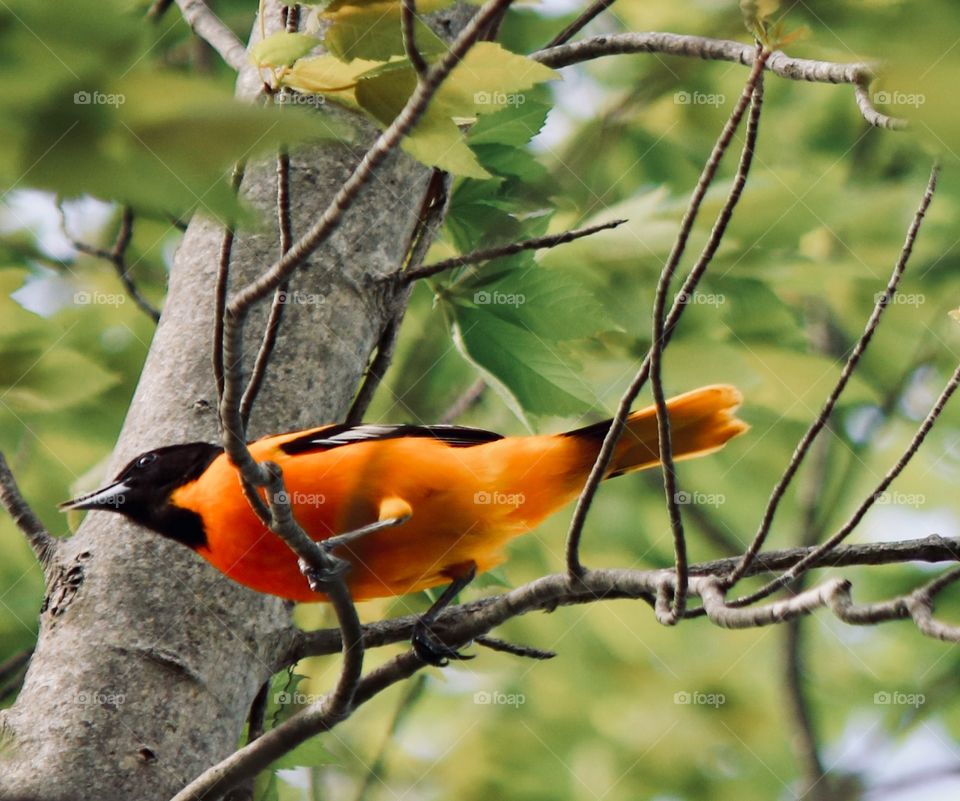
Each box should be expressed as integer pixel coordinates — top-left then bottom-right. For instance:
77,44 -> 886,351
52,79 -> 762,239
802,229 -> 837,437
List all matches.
223,681 -> 270,801
351,674 -> 427,801
439,378 -> 487,424
735,360 -> 960,607
531,32 -> 907,130
475,635 -> 556,660
0,647 -> 33,697
401,0 -> 428,78
403,218 -> 627,283
345,314 -> 403,425
60,205 -> 160,322
727,162 -> 941,586
174,0 -> 249,73
172,652 -> 425,801
213,162 -> 246,412
542,0 -> 617,49
565,48 -> 769,581
147,0 -> 175,20
346,171 -> 449,424
238,151 -> 294,428
0,452 -> 57,570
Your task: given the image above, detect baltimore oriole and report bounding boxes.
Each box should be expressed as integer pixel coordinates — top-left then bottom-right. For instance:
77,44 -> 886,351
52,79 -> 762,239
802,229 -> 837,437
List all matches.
62,384 -> 746,662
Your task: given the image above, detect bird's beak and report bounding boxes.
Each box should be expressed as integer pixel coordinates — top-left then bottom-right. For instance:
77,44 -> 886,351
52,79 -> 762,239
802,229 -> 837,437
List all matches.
59,481 -> 130,512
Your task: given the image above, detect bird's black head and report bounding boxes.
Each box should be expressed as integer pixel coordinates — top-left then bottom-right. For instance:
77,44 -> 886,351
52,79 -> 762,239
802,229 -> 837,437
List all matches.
60,442 -> 222,549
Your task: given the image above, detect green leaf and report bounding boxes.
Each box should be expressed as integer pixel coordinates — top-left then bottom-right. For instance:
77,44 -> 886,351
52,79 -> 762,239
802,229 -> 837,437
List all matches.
468,100 -> 551,147
354,43 -> 557,177
270,736 -> 334,770
452,266 -> 611,341
450,304 -> 596,418
250,32 -> 319,68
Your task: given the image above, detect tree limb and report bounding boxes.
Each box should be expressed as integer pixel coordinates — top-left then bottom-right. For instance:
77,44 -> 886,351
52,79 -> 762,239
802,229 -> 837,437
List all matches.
531,32 -> 908,129
174,0 -> 249,73
0,452 -> 56,571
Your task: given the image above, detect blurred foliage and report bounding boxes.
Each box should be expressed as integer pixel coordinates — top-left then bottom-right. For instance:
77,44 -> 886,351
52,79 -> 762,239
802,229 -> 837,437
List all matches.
3,1 -> 960,800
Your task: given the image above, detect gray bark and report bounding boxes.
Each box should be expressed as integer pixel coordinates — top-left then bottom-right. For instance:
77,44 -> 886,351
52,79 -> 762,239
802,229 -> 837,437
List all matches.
0,5 -> 445,798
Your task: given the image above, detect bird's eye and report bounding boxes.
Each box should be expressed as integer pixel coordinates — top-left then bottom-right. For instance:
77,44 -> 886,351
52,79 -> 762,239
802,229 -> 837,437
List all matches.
136,453 -> 157,469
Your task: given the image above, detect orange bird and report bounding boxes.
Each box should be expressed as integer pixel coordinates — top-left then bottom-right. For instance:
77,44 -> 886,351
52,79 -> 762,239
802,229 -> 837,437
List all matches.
63,384 -> 746,662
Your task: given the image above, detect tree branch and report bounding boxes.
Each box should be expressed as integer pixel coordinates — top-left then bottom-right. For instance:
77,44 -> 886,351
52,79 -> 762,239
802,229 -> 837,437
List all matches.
0,452 -> 56,571
727,162 -> 941,586
542,0 -> 617,50
402,218 -> 626,283
531,32 -> 908,130
286,535 -> 960,662
174,0 -> 249,74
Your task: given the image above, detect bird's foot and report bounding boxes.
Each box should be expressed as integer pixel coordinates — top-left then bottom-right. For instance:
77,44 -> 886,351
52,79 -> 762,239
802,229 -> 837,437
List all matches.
412,621 -> 473,667
298,555 -> 350,592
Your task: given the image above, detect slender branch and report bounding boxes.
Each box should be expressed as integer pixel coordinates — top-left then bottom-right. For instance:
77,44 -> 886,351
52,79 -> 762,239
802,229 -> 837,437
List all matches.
727,162 -> 941,586
345,314 -> 403,425
172,652 -> 424,801
0,452 -> 57,570
174,0 -> 249,73
403,218 -> 626,284
351,674 -> 427,801
60,205 -> 160,322
542,0 -> 617,50
238,152 -> 294,428
0,647 -> 33,702
736,360 -> 960,607
213,162 -> 246,411
439,377 -> 487,424
287,535 -> 960,662
854,78 -> 908,131
346,171 -> 448,424
401,0 -> 428,77
564,48 -> 769,579
531,32 -> 907,129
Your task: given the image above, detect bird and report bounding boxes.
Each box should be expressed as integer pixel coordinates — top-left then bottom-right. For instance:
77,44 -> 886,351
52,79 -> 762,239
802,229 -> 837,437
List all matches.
62,384 -> 747,663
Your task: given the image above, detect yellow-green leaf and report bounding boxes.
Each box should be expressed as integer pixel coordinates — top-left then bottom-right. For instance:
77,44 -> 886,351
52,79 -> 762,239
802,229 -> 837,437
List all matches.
250,32 -> 319,68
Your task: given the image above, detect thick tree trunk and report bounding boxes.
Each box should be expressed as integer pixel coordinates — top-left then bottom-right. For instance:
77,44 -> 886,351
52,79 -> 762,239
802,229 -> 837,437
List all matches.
0,5 -> 452,798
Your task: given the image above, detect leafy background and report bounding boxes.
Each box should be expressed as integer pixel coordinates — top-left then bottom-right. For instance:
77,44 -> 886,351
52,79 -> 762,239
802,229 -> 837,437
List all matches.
3,1 -> 960,800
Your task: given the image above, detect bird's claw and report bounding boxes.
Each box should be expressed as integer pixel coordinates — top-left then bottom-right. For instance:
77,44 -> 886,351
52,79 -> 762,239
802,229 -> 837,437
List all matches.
412,623 -> 473,667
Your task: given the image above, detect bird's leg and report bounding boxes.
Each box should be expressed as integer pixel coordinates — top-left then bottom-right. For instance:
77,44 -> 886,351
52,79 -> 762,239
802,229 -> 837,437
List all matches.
320,514 -> 410,555
412,562 -> 477,667
299,500 -> 413,590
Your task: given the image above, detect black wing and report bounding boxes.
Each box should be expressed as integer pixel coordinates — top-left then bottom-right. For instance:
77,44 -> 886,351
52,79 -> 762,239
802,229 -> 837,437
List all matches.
278,423 -> 504,455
